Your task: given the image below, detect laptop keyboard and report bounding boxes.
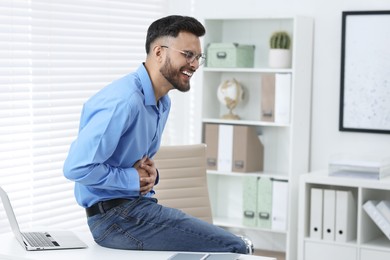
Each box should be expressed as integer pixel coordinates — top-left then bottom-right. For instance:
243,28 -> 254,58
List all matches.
22,232 -> 59,247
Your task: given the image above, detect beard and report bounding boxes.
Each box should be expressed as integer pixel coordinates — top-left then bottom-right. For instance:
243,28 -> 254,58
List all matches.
160,56 -> 191,92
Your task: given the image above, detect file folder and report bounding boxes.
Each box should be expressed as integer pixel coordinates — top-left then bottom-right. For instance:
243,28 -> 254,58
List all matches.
335,190 -> 356,242
242,176 -> 258,227
309,188 -> 323,239
217,124 -> 233,172
261,74 -> 275,122
256,177 -> 273,229
271,179 -> 288,231
232,125 -> 264,172
274,73 -> 291,124
322,189 -> 336,241
204,124 -> 219,170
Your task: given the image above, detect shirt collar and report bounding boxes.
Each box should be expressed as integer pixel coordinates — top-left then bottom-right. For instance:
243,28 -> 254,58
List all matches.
137,63 -> 170,113
137,64 -> 156,106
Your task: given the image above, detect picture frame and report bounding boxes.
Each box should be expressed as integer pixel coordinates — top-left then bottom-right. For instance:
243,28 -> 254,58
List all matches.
339,10 -> 390,134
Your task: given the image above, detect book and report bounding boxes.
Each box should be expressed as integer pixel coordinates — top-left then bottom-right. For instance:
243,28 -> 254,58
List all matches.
363,200 -> 390,240
376,200 -> 390,223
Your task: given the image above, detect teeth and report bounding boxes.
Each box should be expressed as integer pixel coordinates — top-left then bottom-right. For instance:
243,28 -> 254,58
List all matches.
182,70 -> 193,77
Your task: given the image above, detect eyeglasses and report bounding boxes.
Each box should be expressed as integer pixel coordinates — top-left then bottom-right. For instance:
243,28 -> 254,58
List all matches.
161,45 -> 206,66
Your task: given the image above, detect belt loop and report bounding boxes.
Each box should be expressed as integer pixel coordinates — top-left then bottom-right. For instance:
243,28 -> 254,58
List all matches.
98,202 -> 105,214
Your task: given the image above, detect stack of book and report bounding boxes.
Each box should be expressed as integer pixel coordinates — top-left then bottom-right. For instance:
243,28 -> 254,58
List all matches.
363,200 -> 390,240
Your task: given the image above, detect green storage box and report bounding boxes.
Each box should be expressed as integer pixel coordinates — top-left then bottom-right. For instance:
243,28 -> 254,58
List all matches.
206,43 -> 255,68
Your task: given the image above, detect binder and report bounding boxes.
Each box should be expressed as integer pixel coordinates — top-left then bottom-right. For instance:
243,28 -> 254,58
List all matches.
256,177 -> 273,229
232,125 -> 264,172
271,179 -> 288,231
261,74 -> 276,122
376,200 -> 390,223
322,189 -> 336,241
309,188 -> 323,239
335,190 -> 356,242
242,176 -> 258,227
217,124 -> 234,172
274,73 -> 291,124
204,124 -> 219,170
363,200 -> 390,240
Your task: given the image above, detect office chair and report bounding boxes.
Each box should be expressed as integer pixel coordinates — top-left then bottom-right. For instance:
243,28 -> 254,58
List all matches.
153,144 -> 254,254
153,144 -> 213,224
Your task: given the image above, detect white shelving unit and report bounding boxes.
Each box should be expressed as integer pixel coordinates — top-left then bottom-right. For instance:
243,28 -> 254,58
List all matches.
298,171 -> 390,260
200,17 -> 314,260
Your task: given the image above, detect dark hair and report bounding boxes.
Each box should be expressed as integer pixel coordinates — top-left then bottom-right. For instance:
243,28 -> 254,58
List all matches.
145,15 -> 206,54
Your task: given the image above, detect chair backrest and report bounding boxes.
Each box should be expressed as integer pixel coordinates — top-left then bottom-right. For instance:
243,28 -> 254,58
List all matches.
153,144 -> 213,224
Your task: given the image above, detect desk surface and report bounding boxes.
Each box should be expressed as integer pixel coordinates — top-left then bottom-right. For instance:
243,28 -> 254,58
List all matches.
0,232 -> 275,260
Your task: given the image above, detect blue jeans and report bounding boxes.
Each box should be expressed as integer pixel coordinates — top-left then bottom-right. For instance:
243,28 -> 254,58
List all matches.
87,197 -> 247,253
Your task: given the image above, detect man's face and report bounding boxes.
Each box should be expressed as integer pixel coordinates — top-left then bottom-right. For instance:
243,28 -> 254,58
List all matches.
159,32 -> 202,92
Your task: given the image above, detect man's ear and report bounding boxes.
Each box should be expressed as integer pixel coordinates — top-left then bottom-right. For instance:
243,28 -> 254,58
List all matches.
152,45 -> 164,63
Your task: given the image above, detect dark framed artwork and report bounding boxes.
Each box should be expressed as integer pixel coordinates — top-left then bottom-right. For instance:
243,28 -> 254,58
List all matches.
339,10 -> 390,134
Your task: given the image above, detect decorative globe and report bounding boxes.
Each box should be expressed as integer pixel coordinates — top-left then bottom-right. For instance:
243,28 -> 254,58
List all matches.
217,78 -> 244,120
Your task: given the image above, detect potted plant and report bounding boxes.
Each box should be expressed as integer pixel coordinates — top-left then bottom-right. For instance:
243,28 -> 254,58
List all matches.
268,31 -> 291,68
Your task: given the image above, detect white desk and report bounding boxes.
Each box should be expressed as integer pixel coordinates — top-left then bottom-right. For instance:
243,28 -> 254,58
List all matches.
0,232 -> 275,260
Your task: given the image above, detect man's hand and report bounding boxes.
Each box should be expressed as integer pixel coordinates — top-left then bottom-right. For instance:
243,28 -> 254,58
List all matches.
134,157 -> 157,195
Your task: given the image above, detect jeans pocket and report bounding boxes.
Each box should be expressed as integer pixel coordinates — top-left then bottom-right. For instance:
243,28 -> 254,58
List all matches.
87,207 -> 116,232
94,223 -> 143,250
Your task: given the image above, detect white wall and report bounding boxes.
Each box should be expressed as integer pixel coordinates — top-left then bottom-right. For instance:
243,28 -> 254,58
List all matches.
168,0 -> 390,171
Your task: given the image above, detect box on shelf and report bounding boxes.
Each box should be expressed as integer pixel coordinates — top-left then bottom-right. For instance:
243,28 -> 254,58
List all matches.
206,43 -> 255,68
329,154 -> 390,180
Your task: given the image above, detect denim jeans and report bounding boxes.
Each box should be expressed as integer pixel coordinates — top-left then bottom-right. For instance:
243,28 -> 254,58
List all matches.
87,196 -> 247,253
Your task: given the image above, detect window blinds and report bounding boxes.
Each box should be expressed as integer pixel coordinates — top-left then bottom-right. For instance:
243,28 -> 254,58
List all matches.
0,0 -> 165,234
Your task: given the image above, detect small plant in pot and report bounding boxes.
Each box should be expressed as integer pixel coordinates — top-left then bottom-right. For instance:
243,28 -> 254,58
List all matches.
268,31 -> 292,68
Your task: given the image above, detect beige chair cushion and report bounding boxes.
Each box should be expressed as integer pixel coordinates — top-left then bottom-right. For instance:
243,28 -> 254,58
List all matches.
153,144 -> 213,224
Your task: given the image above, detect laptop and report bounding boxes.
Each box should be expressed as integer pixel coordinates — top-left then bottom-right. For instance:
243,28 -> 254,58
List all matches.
0,186 -> 88,251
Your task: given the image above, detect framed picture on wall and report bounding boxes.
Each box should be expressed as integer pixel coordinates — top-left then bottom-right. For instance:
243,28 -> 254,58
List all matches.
339,10 -> 390,134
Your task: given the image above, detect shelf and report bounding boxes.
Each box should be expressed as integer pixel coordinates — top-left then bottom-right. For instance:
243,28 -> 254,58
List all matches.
303,170 -> 390,189
303,237 -> 357,246
213,217 -> 287,234
207,170 -> 289,181
202,118 -> 289,127
363,236 -> 390,249
203,67 -> 293,73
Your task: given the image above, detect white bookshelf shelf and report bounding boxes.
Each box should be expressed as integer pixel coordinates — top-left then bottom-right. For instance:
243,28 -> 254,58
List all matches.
213,217 -> 288,234
202,118 -> 289,127
203,67 -> 293,73
207,170 -> 290,180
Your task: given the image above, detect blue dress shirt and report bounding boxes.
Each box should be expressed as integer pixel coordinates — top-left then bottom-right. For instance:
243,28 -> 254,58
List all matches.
63,64 -> 171,207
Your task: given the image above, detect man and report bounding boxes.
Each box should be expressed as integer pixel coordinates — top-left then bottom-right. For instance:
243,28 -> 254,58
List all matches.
64,15 -> 251,254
